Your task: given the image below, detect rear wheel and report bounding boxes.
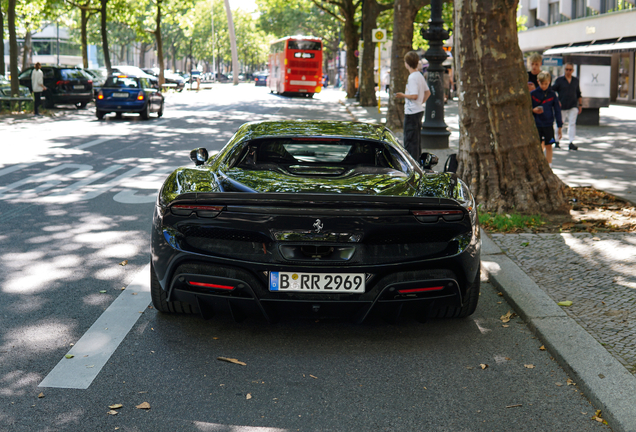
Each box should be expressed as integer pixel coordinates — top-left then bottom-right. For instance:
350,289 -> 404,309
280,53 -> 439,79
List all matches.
140,103 -> 150,120
150,264 -> 197,314
115,112 -> 123,120
432,267 -> 481,319
76,102 -> 87,109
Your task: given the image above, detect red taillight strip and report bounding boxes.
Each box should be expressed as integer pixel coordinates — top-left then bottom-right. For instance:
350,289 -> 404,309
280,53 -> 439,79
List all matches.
188,281 -> 234,290
411,210 -> 464,216
171,205 -> 224,211
398,286 -> 444,294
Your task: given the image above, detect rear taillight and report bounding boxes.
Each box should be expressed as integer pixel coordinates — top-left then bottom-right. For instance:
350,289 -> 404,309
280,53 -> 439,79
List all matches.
411,209 -> 464,223
170,205 -> 224,218
97,91 -> 104,100
187,281 -> 234,290
56,80 -> 70,86
398,286 -> 444,294
137,92 -> 144,101
87,80 -> 93,84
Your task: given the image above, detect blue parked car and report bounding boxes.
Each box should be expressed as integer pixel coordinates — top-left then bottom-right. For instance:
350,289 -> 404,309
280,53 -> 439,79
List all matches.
96,73 -> 164,120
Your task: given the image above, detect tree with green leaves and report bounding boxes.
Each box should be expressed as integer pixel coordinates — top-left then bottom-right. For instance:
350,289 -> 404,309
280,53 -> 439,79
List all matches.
359,0 -> 392,106
65,0 -> 100,68
312,0 -> 361,98
385,0 -> 428,131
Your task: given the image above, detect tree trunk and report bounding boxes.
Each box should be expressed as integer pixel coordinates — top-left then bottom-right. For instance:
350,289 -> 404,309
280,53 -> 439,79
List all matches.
341,1 -> 359,99
223,0 -> 239,85
0,7 -> 5,76
8,0 -> 19,97
100,0 -> 111,73
359,0 -> 392,106
139,42 -> 146,68
154,0 -> 164,86
454,0 -> 568,214
385,0 -> 427,131
81,8 -> 89,68
21,29 -> 31,71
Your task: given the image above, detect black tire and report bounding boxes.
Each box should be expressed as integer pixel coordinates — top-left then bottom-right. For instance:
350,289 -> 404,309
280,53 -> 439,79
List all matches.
433,267 -> 481,319
96,109 -> 105,120
157,102 -> 163,117
150,264 -> 197,314
115,112 -> 123,120
77,102 -> 87,109
140,103 -> 150,120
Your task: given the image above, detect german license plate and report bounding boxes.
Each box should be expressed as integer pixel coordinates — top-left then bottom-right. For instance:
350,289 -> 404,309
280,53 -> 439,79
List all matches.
74,85 -> 84,90
269,272 -> 365,293
113,92 -> 128,98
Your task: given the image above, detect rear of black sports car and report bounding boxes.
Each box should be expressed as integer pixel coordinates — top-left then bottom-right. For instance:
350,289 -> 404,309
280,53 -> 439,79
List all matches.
151,121 -> 481,323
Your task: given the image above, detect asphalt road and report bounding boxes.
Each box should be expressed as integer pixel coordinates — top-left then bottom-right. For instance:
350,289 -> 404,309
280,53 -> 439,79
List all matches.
0,85 -> 610,431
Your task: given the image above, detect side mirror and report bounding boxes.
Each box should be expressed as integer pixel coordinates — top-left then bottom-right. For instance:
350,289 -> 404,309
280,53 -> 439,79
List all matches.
444,154 -> 458,173
420,152 -> 439,170
190,148 -> 209,166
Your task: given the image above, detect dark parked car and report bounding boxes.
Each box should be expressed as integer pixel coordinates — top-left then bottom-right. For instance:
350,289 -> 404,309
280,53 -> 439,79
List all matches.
95,73 -> 164,120
151,120 -> 480,323
84,68 -> 107,97
254,73 -> 268,86
18,65 -> 93,108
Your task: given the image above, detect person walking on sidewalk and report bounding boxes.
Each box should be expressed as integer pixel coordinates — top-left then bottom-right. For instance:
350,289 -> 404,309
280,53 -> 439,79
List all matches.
552,63 -> 582,151
531,71 -> 563,167
394,51 -> 431,160
527,53 -> 542,89
31,62 -> 47,117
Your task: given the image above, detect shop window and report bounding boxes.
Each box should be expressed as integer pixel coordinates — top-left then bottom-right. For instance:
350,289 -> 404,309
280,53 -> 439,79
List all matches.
617,53 -> 630,99
573,0 -> 586,18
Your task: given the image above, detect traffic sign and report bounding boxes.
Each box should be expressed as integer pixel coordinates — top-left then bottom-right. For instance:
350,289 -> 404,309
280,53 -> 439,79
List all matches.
372,29 -> 387,43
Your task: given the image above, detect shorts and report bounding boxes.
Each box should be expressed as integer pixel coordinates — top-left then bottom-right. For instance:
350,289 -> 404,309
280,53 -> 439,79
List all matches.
537,127 -> 555,145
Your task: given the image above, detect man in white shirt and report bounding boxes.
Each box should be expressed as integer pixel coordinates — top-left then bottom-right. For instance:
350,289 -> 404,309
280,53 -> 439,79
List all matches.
395,51 -> 431,159
31,62 -> 47,116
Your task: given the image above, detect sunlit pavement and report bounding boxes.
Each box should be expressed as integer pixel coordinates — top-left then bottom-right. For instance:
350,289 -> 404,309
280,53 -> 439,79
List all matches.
0,87 -> 612,431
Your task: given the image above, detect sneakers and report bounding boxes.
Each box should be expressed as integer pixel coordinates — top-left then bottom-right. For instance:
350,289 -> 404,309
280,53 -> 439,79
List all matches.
554,141 -> 561,149
569,142 -> 578,151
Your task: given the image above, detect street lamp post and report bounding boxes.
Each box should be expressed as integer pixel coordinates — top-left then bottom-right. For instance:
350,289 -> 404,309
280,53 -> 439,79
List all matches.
420,0 -> 450,149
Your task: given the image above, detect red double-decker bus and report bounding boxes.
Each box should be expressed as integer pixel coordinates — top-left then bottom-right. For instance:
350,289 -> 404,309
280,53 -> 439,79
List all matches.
268,36 -> 323,97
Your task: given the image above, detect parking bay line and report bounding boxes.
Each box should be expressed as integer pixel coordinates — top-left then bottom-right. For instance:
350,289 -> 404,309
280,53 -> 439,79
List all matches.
73,137 -> 116,150
39,264 -> 151,390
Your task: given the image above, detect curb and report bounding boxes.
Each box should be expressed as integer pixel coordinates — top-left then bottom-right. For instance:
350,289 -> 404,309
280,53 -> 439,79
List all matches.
481,230 -> 636,432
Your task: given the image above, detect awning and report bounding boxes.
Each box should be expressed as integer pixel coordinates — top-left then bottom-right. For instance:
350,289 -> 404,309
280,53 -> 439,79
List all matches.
544,38 -> 636,55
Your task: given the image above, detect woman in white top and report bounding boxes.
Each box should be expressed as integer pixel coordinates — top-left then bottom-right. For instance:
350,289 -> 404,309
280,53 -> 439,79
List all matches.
31,62 -> 47,116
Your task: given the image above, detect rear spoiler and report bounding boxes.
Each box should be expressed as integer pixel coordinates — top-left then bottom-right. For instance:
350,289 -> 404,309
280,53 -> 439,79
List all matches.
166,192 -> 463,212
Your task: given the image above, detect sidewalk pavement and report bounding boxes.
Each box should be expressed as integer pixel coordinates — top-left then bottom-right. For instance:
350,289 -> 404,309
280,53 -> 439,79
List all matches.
343,96 -> 636,432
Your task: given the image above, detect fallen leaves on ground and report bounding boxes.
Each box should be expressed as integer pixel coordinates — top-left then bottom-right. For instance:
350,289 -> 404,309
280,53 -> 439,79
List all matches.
500,311 -> 516,323
591,410 -> 608,424
136,402 -> 151,410
558,301 -> 573,307
506,404 -> 522,408
108,404 -> 123,409
524,364 -> 535,369
309,375 -> 318,379
64,354 -> 74,359
37,393 -> 44,398
246,393 -> 252,400
480,364 -> 488,370
107,410 -> 119,415
217,357 -> 246,366
567,378 -> 575,386
539,345 -> 546,351
119,260 -> 128,266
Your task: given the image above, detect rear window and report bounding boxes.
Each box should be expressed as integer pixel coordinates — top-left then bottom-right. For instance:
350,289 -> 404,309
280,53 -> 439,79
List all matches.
62,69 -> 90,80
104,77 -> 140,88
235,139 -> 406,172
287,40 -> 321,51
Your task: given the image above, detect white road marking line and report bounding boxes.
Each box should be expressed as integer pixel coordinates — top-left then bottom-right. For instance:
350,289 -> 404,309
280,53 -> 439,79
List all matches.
73,138 -> 115,150
0,163 -> 29,178
41,165 -> 124,201
0,164 -> 93,200
39,264 -> 151,389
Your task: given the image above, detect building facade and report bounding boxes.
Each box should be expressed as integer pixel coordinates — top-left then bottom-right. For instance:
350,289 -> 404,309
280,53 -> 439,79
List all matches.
517,0 -> 636,104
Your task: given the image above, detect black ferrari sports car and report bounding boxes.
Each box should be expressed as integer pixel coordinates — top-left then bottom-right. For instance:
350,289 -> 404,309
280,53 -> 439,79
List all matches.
151,120 -> 480,323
